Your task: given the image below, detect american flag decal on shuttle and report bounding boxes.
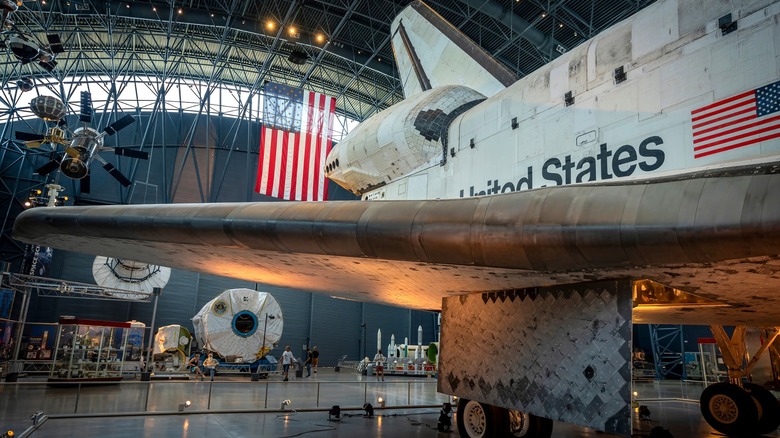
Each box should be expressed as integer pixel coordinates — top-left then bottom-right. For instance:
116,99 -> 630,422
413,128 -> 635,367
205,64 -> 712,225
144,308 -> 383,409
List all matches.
692,80 -> 780,159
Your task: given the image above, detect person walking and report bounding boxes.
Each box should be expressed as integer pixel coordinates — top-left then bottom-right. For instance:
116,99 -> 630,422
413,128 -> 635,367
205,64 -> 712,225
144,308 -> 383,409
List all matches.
373,349 -> 386,382
311,346 -> 319,374
281,346 -> 295,381
186,353 -> 206,381
304,348 -> 313,377
203,352 -> 219,381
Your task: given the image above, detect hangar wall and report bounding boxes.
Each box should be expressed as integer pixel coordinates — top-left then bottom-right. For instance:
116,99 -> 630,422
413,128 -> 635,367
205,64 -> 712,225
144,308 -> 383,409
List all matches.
25,250 -> 439,366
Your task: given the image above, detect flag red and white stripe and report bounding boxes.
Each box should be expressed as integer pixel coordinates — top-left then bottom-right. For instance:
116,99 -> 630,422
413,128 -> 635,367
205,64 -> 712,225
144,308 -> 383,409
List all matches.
255,83 -> 336,200
692,80 -> 780,159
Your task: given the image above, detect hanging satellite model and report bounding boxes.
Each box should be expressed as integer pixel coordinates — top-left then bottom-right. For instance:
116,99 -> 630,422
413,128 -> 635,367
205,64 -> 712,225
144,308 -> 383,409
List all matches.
16,91 -> 148,190
0,0 -> 65,72
192,288 -> 283,362
15,95 -> 68,148
92,256 -> 171,300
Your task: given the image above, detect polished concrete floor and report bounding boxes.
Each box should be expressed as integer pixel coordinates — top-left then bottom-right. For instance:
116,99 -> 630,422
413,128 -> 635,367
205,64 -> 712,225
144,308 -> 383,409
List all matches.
1,369 -> 778,437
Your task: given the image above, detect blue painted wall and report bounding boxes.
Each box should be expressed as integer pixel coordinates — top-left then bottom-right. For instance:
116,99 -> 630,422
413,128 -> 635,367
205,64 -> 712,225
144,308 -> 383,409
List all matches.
25,250 -> 439,367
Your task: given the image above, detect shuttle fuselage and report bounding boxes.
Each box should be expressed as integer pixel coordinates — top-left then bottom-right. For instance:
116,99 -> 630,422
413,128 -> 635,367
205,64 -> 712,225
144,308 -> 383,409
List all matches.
326,0 -> 780,202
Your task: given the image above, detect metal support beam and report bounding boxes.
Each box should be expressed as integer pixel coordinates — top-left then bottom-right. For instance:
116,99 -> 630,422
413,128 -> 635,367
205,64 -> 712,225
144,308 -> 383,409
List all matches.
6,274 -> 153,302
144,287 -> 162,372
649,324 -> 687,380
709,325 -> 780,385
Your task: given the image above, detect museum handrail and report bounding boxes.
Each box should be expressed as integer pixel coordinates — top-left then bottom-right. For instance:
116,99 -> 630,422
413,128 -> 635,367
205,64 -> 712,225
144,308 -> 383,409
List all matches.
0,378 -> 448,420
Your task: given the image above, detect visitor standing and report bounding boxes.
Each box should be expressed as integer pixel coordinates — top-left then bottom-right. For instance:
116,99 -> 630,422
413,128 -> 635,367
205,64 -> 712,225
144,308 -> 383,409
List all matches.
304,348 -> 313,377
312,346 -> 320,374
281,346 -> 295,381
373,349 -> 386,382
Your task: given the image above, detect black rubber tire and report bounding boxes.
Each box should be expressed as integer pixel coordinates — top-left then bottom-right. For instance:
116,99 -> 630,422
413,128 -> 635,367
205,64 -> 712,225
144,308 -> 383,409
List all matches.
700,382 -> 759,436
744,382 -> 780,435
456,398 -> 495,438
491,406 -> 553,438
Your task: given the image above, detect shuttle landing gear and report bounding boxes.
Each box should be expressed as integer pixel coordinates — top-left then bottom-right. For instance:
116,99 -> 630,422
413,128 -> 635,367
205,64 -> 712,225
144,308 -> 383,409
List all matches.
700,382 -> 758,435
499,408 -> 553,437
456,398 -> 553,438
743,383 -> 780,435
700,326 -> 780,436
457,399 -> 492,438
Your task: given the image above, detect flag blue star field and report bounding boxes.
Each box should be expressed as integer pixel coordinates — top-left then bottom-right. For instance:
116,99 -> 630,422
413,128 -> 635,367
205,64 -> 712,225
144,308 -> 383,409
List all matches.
692,80 -> 780,159
255,82 -> 336,200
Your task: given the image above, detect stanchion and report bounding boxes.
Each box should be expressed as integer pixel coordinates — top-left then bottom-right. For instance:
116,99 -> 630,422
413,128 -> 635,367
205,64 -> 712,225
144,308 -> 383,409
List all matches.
144,287 -> 162,374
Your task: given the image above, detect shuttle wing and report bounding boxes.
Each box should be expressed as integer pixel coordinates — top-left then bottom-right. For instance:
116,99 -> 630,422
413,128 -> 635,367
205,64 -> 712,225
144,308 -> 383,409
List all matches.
13,161 -> 780,326
391,1 -> 517,98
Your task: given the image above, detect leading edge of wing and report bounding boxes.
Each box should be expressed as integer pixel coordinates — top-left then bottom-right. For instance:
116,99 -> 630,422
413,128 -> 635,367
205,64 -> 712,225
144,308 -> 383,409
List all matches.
13,161 -> 780,273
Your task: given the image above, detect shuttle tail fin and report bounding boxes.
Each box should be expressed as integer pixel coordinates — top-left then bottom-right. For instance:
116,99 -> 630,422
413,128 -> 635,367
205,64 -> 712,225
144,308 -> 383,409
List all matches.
391,1 -> 517,99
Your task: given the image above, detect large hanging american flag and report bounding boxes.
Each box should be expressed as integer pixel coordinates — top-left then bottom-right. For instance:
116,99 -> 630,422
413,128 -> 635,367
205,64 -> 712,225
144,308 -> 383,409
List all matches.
255,82 -> 336,200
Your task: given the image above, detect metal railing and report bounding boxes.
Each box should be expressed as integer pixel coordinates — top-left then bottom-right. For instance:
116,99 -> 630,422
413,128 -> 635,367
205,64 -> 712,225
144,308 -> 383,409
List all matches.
1,377 -> 450,428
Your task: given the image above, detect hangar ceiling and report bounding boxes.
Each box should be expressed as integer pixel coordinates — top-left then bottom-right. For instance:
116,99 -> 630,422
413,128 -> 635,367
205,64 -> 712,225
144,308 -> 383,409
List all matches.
0,0 -> 655,122
0,0 -> 656,265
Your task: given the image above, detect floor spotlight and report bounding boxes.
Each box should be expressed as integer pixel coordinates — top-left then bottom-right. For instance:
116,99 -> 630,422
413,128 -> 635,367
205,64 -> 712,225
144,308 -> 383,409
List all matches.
280,399 -> 292,410
438,402 -> 452,432
362,403 -> 374,418
178,400 -> 192,412
328,405 -> 341,421
377,397 -> 385,408
30,411 -> 45,426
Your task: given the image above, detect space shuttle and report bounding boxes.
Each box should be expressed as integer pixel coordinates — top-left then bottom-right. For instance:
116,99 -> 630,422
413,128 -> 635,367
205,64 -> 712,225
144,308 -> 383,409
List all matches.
12,0 -> 780,436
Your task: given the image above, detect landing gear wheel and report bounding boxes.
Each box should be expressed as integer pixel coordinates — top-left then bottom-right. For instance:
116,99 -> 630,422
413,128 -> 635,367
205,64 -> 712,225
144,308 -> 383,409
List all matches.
494,407 -> 553,437
700,382 -> 758,436
744,382 -> 780,435
457,399 -> 494,438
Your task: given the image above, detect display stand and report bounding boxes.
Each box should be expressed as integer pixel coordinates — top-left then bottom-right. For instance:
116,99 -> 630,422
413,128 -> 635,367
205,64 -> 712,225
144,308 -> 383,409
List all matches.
697,337 -> 725,384
49,316 -> 131,382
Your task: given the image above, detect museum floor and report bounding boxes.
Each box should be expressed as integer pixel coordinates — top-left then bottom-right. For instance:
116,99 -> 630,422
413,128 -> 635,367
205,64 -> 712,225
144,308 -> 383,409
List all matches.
1,370 -> 779,437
